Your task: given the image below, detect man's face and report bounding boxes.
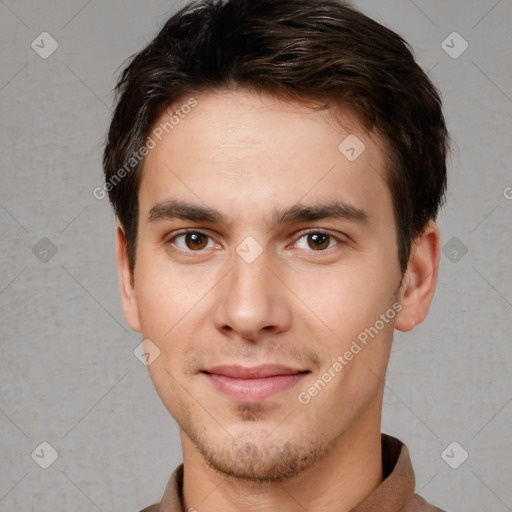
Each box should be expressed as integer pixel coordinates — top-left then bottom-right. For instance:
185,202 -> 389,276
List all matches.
122,89 -> 404,480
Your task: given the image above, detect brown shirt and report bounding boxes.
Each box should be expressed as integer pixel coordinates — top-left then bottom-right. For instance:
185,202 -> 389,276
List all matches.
140,434 -> 446,512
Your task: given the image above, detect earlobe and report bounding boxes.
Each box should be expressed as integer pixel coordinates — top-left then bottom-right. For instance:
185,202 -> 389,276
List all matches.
116,224 -> 142,332
395,221 -> 441,333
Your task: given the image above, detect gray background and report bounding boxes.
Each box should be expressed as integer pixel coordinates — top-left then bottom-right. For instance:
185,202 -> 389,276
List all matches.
0,0 -> 511,510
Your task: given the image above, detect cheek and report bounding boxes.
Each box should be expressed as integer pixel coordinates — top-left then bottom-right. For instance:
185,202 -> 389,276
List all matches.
288,262 -> 395,345
133,251 -> 207,336
133,253 -> 221,380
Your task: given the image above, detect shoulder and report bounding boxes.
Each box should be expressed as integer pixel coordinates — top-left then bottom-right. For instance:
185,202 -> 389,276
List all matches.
405,493 -> 448,512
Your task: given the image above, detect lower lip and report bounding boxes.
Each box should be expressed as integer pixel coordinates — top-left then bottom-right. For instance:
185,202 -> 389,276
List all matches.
204,373 -> 308,402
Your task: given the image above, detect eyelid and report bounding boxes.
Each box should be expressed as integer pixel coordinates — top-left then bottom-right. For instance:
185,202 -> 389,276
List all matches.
166,228 -> 212,240
294,228 -> 346,240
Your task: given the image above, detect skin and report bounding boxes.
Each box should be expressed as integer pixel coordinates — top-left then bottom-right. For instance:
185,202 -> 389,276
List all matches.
117,88 -> 440,512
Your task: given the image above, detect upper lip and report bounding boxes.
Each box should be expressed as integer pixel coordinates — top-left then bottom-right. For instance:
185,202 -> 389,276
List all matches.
203,364 -> 308,379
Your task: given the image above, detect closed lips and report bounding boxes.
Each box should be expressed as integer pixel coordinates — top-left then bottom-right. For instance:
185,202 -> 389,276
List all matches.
203,364 -> 309,378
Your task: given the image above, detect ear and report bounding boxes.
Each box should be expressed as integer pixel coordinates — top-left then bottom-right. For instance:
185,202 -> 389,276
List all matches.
116,224 -> 141,332
395,220 -> 441,332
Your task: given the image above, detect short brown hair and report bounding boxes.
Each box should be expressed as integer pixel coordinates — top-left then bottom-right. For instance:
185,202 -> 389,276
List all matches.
103,0 -> 450,273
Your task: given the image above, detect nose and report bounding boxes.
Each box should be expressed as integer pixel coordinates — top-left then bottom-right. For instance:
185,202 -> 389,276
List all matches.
211,247 -> 293,342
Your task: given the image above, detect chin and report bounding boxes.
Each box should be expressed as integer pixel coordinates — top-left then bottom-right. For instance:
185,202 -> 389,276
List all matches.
193,428 -> 330,482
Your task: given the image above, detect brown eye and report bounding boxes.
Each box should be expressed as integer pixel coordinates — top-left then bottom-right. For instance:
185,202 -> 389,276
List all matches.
307,232 -> 331,250
291,231 -> 342,252
171,231 -> 213,251
184,232 -> 208,250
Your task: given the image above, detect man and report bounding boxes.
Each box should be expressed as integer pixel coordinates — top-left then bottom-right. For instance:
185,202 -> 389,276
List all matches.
102,0 -> 450,510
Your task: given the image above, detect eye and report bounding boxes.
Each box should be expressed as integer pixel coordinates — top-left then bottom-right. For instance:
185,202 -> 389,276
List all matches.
292,231 -> 343,251
170,230 -> 216,251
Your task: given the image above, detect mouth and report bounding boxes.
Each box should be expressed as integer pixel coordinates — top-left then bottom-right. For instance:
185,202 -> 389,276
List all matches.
201,364 -> 310,402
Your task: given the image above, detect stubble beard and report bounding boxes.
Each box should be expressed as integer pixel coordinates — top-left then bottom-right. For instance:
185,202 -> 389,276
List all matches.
181,401 -> 332,483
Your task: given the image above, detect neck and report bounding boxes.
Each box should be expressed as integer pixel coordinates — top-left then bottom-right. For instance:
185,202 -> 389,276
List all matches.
180,407 -> 383,512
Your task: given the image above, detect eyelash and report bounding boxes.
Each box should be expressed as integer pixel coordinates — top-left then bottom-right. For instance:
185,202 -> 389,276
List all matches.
166,228 -> 346,253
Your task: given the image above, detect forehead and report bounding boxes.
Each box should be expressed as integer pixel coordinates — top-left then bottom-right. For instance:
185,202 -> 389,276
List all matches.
138,88 -> 392,227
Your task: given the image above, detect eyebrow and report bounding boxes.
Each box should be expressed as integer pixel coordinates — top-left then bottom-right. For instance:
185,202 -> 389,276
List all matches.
147,199 -> 369,228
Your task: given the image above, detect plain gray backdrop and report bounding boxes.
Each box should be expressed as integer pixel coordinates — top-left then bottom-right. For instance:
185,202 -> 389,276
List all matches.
0,0 -> 511,511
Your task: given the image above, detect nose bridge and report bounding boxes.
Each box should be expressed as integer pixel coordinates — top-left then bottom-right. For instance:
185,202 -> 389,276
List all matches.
211,244 -> 292,339
229,246 -> 277,312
